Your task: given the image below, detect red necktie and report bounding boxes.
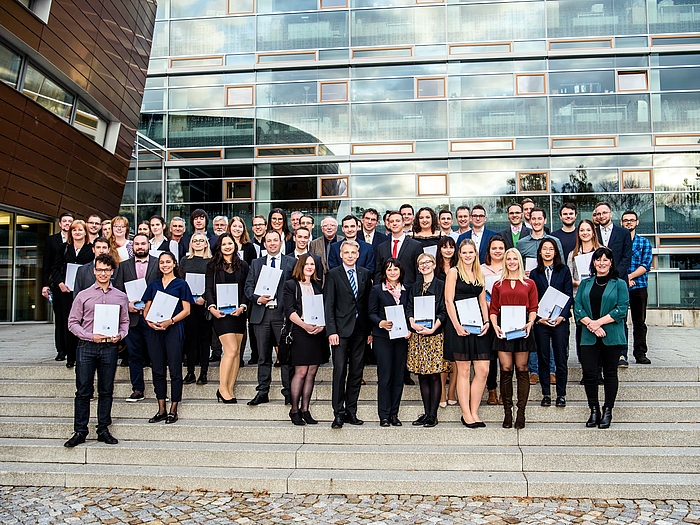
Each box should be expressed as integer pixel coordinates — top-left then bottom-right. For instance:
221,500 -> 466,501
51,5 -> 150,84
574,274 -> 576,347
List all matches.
392,239 -> 399,258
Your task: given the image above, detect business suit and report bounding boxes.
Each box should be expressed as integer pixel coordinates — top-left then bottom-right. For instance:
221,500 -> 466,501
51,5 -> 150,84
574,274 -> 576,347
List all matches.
308,235 -> 343,276
43,232 -> 66,356
359,230 -> 388,249
324,264 -> 371,418
374,235 -> 423,286
244,253 -> 296,398
328,239 -> 376,274
456,228 -> 499,264
596,224 -> 633,280
369,283 -> 409,421
73,261 -> 120,298
498,226 -> 532,250
531,264 -> 573,399
114,255 -> 160,395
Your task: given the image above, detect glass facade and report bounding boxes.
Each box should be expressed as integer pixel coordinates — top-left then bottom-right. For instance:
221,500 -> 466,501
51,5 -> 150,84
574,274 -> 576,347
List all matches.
128,0 -> 700,308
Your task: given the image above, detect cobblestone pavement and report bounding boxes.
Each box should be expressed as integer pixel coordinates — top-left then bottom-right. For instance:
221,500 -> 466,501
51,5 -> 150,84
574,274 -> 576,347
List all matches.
1,487 -> 699,524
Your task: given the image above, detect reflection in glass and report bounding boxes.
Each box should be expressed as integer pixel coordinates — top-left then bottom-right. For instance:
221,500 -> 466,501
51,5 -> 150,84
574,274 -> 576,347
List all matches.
15,216 -> 52,322
623,170 -> 652,190
352,6 -> 444,47
550,168 -> 619,193
170,87 -> 225,110
449,75 -> 513,98
653,93 -> 700,133
351,101 -> 447,141
450,172 -> 517,196
549,70 -> 615,94
170,17 -> 255,56
169,110 -> 254,147
257,11 -> 349,51
351,78 -> 414,101
0,212 -> 11,322
546,0 -> 646,38
168,179 -> 224,203
447,3 -> 545,43
151,21 -> 169,58
22,65 -> 74,121
449,98 -> 548,138
256,82 -> 317,105
170,0 -> 227,17
653,167 -> 700,191
256,104 -> 350,144
656,192 -> 700,234
351,174 -> 416,198
550,94 -> 651,135
417,78 -> 445,98
0,43 -> 22,89
650,2 -> 700,34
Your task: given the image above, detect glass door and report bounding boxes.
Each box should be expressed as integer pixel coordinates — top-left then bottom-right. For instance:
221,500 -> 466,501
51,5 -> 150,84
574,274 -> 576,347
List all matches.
14,215 -> 52,322
0,212 -> 11,322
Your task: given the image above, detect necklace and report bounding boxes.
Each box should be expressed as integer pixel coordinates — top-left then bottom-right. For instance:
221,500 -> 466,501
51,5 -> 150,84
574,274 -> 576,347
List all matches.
594,277 -> 608,287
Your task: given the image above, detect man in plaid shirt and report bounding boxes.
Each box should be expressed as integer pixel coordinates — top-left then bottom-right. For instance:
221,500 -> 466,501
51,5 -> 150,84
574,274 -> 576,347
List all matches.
621,210 -> 653,365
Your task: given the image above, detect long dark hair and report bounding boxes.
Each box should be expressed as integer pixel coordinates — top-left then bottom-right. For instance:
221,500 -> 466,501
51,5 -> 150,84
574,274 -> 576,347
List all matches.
484,235 -> 506,266
590,246 -> 619,279
535,238 -> 564,272
381,257 -> 405,284
157,251 -> 182,279
208,233 -> 242,273
573,219 -> 600,256
436,235 -> 458,270
292,253 -> 319,282
268,207 -> 292,241
412,207 -> 438,235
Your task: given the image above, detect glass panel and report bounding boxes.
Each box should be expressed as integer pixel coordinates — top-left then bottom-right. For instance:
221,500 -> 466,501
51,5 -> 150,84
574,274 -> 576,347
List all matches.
171,0 -> 227,17
258,52 -> 317,63
352,143 -> 414,154
168,110 -> 254,147
417,78 -> 445,98
447,3 -> 545,43
351,78 -> 414,101
224,180 -> 252,200
351,174 -> 416,198
618,72 -> 647,90
258,146 -> 316,156
656,53 -> 700,67
450,172 -> 518,197
0,212 -> 11,322
137,181 -> 162,204
353,48 -> 412,59
653,92 -> 700,133
623,170 -> 652,189
448,75 -> 514,98
351,100 -> 447,141
448,98 -> 548,139
616,36 -> 648,47
22,64 -> 74,121
170,57 -> 223,68
227,86 -> 254,105
550,168 -> 619,192
352,6 -> 444,47
74,100 -> 106,144
551,193 -> 654,232
170,87 -> 226,111
320,82 -> 347,101
549,39 -> 612,50
15,215 -> 52,322
546,0 -> 646,38
519,172 -> 548,192
552,137 -> 616,148
257,0 -> 317,12
168,179 -> 224,203
550,94 -> 651,135
549,70 -> 614,94
142,89 -> 166,112
654,167 -> 700,190
229,0 -> 253,12
0,42 -> 22,89
122,182 -> 135,205
257,82 -> 317,105
450,43 -> 512,54
256,104 -> 350,144
170,17 -> 255,56
656,193 -> 700,233
257,11 -> 349,52
650,3 -> 700,35
517,75 -> 545,94
151,21 -> 169,58
656,67 -> 700,91
138,113 -> 166,145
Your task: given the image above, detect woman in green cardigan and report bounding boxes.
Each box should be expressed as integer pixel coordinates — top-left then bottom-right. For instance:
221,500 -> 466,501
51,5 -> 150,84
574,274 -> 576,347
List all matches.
574,246 -> 629,429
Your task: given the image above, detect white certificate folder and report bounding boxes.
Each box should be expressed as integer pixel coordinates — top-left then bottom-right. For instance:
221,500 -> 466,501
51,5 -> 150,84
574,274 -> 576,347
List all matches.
413,296 -> 435,329
65,263 -> 81,291
502,305 -> 527,340
385,305 -> 408,340
216,284 -> 238,315
93,304 -> 120,337
254,265 -> 283,297
537,286 -> 570,321
186,273 -> 205,296
455,297 -> 482,334
145,291 -> 178,323
124,278 -> 147,308
302,294 -> 325,326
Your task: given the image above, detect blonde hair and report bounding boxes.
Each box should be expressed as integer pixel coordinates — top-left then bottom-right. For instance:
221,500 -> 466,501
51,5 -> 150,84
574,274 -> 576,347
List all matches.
67,220 -> 86,245
499,248 -> 526,284
417,252 -> 436,266
187,232 -> 212,259
456,239 -> 484,286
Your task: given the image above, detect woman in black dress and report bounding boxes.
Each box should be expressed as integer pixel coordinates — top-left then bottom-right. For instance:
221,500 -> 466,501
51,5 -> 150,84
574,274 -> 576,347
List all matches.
411,207 -> 442,249
435,235 -> 458,405
229,216 -> 257,265
204,233 -> 250,403
444,239 -> 491,428
283,253 -> 327,425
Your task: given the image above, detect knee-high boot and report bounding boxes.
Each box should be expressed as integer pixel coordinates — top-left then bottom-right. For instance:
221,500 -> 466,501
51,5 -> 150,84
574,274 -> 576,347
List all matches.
500,369 -> 514,428
515,369 -> 530,429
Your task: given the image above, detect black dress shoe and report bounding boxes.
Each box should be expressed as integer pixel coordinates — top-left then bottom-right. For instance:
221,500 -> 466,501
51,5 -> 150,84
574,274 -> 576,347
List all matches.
586,405 -> 601,427
64,432 -> 86,447
389,415 -> 402,427
412,414 -> 428,426
66,361 -> 75,369
148,411 -> 168,423
289,410 -> 306,426
247,393 -> 269,406
343,413 -> 364,425
555,396 -> 566,407
541,395 -> 551,407
284,395 -> 292,406
423,415 -> 438,427
461,416 -> 480,429
55,353 -> 66,362
247,358 -> 257,365
97,431 -> 118,444
636,355 -> 652,365
196,373 -> 208,385
183,372 -> 196,385
301,411 -> 318,425
598,406 -> 612,429
165,413 -> 178,424
379,418 -> 390,427
331,415 -> 344,429
404,376 -> 415,386
474,421 -> 486,428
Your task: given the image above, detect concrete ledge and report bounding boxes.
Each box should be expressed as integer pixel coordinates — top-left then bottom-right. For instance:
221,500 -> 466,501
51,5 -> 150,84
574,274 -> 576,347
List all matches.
518,423 -> 700,447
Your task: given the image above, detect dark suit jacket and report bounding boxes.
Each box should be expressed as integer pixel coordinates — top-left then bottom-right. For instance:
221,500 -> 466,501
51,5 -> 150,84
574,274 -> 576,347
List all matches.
530,264 -> 574,319
203,261 -> 250,310
73,261 -> 120,298
283,279 -> 323,321
239,242 -> 258,266
327,239 -> 376,274
406,278 -> 447,334
498,226 -> 532,250
359,230 -> 388,249
596,224 -> 632,279
244,254 -> 296,325
50,242 -> 94,288
374,236 -> 423,286
368,283 -> 409,339
324,265 -> 371,338
42,232 -> 65,288
114,256 -> 160,327
456,228 -> 499,264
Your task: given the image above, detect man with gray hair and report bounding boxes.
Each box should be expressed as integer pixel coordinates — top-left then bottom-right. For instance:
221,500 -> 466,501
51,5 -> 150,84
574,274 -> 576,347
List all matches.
309,216 -> 343,276
169,217 -> 187,260
212,215 -> 228,237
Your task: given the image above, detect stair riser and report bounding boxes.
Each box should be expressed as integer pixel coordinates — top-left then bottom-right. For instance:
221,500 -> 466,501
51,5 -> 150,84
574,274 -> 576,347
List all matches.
522,452 -> 700,474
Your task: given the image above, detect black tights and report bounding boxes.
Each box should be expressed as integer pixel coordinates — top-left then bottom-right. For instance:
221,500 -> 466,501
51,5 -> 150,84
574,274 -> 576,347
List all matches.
418,373 -> 442,418
290,365 -> 318,413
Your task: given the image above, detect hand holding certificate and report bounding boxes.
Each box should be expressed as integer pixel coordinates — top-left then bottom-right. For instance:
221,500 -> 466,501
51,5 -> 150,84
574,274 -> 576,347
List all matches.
537,286 -> 569,323
384,305 -> 409,339
302,294 -> 325,327
186,273 -> 205,297
575,252 -> 593,279
145,291 -> 178,324
65,263 -> 81,292
254,265 -> 283,298
501,305 -> 527,340
455,297 -> 483,335
216,283 -> 239,315
124,279 -> 147,309
413,296 -> 435,330
93,304 -> 120,337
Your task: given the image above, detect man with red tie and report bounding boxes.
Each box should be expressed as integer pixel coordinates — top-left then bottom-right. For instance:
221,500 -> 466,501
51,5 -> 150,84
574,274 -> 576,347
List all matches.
374,210 -> 422,287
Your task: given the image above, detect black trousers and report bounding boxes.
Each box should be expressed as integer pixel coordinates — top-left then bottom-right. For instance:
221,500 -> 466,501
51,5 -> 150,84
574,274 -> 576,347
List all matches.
148,325 -> 184,403
580,339 -> 623,409
374,336 -> 408,419
253,307 -> 291,397
534,321 -> 569,397
54,289 -> 78,360
184,304 -> 210,374
331,324 -> 366,417
627,287 -> 648,360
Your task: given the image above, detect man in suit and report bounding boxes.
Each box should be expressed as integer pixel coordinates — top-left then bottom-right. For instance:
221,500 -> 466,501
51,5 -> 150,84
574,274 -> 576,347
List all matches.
85,214 -> 103,244
308,216 -> 343,277
374,210 -> 423,286
328,215 -> 375,274
114,234 -> 159,402
42,212 -> 74,361
291,227 -> 323,281
438,209 -> 457,240
245,231 -> 296,405
594,202 -> 632,282
358,208 -> 386,248
73,237 -> 113,297
456,204 -> 498,264
499,203 -> 532,250
324,241 -> 372,428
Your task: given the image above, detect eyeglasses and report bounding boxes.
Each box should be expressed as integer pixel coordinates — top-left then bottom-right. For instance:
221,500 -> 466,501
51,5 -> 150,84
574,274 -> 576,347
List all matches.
252,223 -> 266,228
113,225 -> 126,230
418,260 -> 434,267
95,268 -> 113,273
621,218 -> 637,223
471,214 -> 486,219
192,239 -> 207,243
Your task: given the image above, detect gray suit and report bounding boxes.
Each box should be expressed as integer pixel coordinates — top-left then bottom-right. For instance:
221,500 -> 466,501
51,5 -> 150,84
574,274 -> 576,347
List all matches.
308,235 -> 344,277
73,261 -> 120,298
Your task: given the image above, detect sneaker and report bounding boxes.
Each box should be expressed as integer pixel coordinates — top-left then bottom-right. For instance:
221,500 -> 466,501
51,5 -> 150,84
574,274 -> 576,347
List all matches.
126,391 -> 144,402
636,355 -> 652,365
618,356 -> 629,368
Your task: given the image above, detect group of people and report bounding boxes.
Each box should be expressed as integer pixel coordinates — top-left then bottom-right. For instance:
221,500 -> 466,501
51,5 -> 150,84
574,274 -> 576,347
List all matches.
50,200 -> 651,447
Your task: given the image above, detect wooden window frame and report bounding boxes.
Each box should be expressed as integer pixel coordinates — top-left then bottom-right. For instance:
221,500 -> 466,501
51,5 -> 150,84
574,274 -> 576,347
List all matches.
226,85 -> 254,106
320,0 -> 347,8
417,174 -> 448,196
319,176 -> 349,199
654,134 -> 700,146
228,0 -> 254,14
257,51 -> 317,64
223,179 -> 254,201
548,38 -> 613,51
351,142 -> 415,155
516,74 -> 546,95
517,171 -> 550,193
657,235 -> 700,249
169,56 -> 224,68
255,145 -> 318,158
449,42 -> 512,55
617,71 -> 648,92
415,77 -> 446,99
651,35 -> 700,47
319,81 -> 348,102
621,169 -> 652,191
551,136 -> 617,149
351,47 -> 413,60
168,149 -> 223,161
450,140 -> 514,152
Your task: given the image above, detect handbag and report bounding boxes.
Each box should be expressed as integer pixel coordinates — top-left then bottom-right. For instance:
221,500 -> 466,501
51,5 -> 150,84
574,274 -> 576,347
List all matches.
277,318 -> 294,365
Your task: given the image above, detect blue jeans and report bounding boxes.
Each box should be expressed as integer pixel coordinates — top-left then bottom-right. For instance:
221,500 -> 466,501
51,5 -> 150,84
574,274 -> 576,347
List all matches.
528,344 -> 556,375
74,341 -> 118,435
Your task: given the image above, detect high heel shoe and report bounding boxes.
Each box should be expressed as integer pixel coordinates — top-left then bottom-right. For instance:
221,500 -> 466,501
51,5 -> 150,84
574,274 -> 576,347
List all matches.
216,389 -> 237,404
461,416 -> 480,429
289,410 -> 306,426
301,411 -> 318,425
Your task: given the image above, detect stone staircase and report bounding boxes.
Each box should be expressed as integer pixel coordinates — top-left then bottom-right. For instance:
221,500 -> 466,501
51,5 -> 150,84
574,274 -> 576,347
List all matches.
0,363 -> 698,499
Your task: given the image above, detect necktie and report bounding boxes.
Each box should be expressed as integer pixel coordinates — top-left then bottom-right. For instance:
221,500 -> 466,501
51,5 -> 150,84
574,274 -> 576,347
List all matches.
546,266 -> 552,284
348,269 -> 358,298
392,239 -> 399,258
271,256 -> 276,268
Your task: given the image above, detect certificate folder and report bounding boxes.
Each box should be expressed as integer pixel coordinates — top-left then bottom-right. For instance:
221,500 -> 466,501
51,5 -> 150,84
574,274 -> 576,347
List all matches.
216,284 -> 239,315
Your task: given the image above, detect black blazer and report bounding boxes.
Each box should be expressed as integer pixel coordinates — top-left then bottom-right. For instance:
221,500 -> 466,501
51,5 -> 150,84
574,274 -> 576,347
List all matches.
42,232 -> 65,288
368,283 -> 409,340
50,242 -> 94,288
204,261 -> 250,311
374,236 -> 423,286
151,238 -> 170,252
290,251 -> 323,282
73,261 -> 120,298
596,224 -> 633,279
530,264 -> 574,319
244,254 -> 296,325
406,278 -> 447,334
498,226 -> 532,250
283,279 -> 323,321
114,255 -> 160,326
238,242 -> 258,266
324,264 -> 371,338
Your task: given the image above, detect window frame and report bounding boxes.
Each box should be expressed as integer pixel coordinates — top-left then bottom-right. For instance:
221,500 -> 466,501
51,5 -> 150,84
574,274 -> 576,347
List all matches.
223,179 -> 254,200
226,85 -> 255,106
617,70 -> 648,92
516,74 -> 547,95
319,176 -> 349,199
517,171 -> 550,193
415,77 -> 446,99
621,169 -> 653,191
351,142 -> 415,155
417,174 -> 448,196
319,81 -> 348,102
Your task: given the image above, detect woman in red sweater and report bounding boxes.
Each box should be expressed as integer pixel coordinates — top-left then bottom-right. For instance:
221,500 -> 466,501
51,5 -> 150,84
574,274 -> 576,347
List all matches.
489,248 -> 538,429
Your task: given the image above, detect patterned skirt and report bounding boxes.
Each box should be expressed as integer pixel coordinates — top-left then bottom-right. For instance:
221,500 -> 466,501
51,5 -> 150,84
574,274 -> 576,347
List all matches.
406,332 -> 452,375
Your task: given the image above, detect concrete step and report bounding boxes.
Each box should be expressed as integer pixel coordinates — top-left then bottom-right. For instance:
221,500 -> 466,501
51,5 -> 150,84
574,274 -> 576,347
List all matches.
0,397 -> 697,423
0,363 -> 695,383
0,417 -> 697,447
1,379 -> 698,402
